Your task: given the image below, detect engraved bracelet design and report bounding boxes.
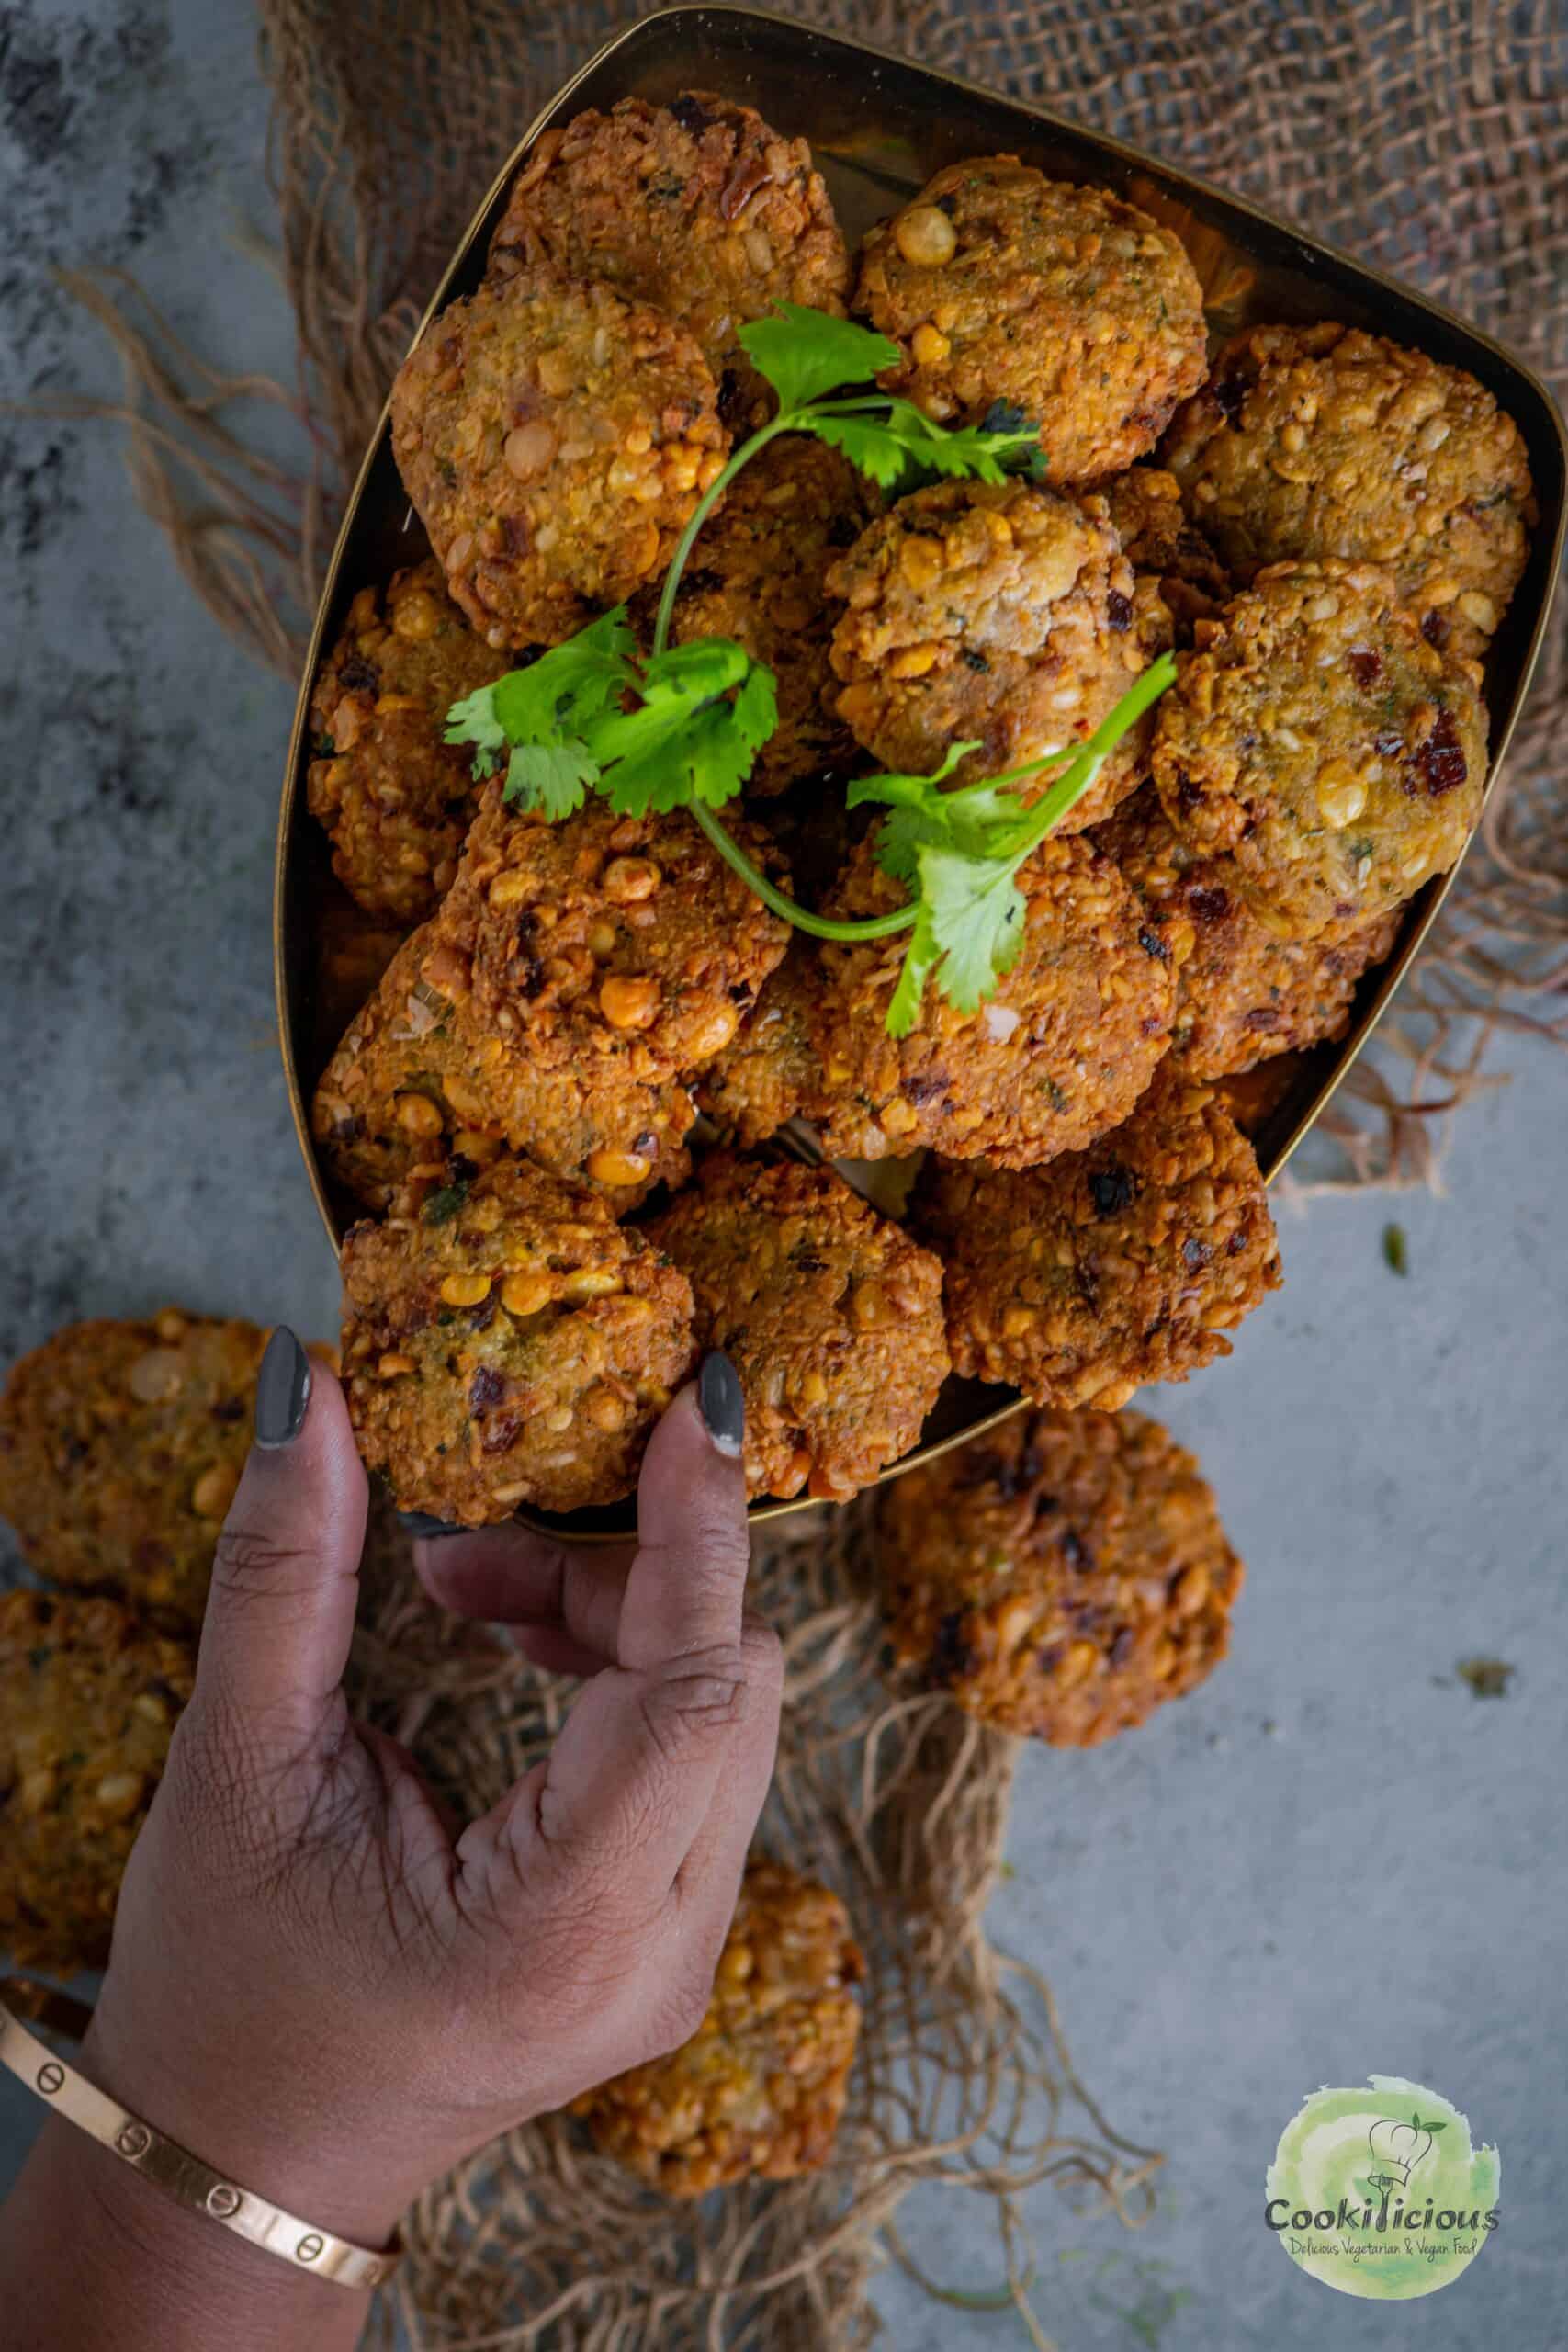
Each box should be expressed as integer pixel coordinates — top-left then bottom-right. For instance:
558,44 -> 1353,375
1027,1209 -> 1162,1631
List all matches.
0,1977 -> 401,2292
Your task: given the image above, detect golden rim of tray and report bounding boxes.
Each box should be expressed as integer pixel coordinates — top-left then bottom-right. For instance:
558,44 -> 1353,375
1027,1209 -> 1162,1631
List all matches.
274,2 -> 1568,1537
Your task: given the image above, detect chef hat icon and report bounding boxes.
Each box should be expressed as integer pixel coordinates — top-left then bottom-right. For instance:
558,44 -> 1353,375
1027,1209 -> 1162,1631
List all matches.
1367,2115 -> 1438,2186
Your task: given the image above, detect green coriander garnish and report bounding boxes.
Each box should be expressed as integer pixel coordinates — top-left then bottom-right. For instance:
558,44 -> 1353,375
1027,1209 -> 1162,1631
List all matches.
446,304 -> 1174,1035
422,1175 -> 471,1226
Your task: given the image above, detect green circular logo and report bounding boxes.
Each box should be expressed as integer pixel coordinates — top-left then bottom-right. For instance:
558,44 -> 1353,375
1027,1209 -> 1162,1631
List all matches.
1265,2076 -> 1500,2300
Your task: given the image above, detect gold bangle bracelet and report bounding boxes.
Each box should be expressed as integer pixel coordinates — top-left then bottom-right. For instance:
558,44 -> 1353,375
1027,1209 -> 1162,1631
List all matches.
0,1976 -> 400,2293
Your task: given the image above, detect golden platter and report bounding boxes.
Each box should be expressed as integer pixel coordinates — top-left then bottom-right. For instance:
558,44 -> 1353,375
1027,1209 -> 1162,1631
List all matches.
275,3 -> 1568,1537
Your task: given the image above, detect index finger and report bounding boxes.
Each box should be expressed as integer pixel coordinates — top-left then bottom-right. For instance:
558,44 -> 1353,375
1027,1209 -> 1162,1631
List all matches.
615,1352 -> 750,1672
455,1356 -> 760,1914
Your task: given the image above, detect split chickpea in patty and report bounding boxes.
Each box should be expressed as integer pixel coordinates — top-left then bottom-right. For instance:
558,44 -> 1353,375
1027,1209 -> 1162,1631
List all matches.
433,789 -> 792,1088
877,1408 -> 1243,1747
572,1857 -> 864,2193
0,1589 -> 195,1971
340,1156 -> 695,1522
649,1155 -> 950,1503
390,266 -> 728,650
0,1309 -> 270,1629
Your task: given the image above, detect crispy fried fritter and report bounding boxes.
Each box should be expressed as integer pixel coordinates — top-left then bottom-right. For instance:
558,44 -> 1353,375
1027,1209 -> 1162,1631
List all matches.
1096,786 -> 1402,1078
809,830 -> 1175,1166
1103,466 -> 1231,642
1162,322 -> 1534,656
310,892 -> 407,1070
1210,1054 -> 1308,1140
390,269 -> 728,649
655,436 -> 872,795
877,1408 -> 1242,1745
311,929 -> 694,1217
915,1069 -> 1281,1408
828,479 -> 1168,824
306,560 -> 511,922
490,94 -> 850,428
1151,560 -> 1488,938
434,790 -> 791,1084
649,1155 -> 949,1502
0,1310 -> 268,1626
855,156 -> 1206,485
341,1158 -> 694,1522
572,1857 -> 864,2194
694,939 -> 828,1146
0,1589 -> 194,1970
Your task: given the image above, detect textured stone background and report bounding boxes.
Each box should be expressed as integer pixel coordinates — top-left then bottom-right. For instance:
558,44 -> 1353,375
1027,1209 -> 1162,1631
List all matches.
2,5 -> 1565,2346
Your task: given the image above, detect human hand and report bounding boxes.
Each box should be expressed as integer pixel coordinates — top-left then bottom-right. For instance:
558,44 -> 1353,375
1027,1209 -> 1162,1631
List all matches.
85,1332 -> 779,2258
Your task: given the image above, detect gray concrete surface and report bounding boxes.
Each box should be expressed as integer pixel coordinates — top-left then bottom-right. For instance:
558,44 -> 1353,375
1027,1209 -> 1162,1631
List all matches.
2,4 -> 1565,2346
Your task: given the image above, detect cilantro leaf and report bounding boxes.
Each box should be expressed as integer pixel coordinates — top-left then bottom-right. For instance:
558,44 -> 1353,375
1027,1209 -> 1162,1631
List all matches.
491,609 -> 637,745
738,304 -> 900,412
853,751 -> 1044,881
444,684 -> 508,777
639,638 -> 753,704
872,805 -> 927,890
919,843 -> 1030,1012
886,901 -> 941,1039
503,739 -> 597,820
593,643 -> 778,816
811,401 -> 1037,493
846,743 -> 977,816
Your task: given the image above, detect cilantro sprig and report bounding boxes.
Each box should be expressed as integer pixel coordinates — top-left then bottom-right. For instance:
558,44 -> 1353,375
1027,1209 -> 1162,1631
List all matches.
445,303 -> 1174,1035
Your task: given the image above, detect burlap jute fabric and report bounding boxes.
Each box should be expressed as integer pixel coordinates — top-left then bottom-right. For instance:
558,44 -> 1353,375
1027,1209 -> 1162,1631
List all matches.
47,6 -> 1564,2341
346,1499 -> 1158,2351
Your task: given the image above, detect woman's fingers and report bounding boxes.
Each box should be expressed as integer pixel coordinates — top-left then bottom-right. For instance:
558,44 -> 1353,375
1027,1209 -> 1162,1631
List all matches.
458,1361 -> 774,1924
614,1355 -> 749,1674
191,1329 -> 367,1748
413,1524 -> 634,1667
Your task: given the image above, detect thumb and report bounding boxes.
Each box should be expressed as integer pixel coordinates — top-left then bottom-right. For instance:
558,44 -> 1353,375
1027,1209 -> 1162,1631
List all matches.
194,1327 -> 368,1743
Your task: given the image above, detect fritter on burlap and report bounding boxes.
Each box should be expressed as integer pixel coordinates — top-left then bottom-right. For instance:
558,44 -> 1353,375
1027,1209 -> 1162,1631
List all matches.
52,7 -> 1567,2342
349,1498 -> 1157,2352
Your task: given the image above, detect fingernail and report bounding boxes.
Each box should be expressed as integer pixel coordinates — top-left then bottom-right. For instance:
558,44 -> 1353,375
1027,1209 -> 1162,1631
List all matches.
698,1350 -> 745,1458
254,1327 -> 311,1449
398,1509 -> 465,1541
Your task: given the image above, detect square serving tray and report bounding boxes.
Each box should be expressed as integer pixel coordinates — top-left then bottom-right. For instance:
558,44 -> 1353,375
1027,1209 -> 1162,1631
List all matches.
276,3 -> 1567,1533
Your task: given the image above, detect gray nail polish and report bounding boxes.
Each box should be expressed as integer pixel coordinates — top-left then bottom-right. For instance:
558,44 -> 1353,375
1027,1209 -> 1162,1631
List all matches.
397,1509 -> 465,1540
254,1327 -> 311,1450
698,1350 -> 745,1458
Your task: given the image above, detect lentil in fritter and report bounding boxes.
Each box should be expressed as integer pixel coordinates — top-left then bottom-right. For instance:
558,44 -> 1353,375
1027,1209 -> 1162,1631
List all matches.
1162,322 -> 1534,656
694,937 -> 828,1147
1103,465 -> 1231,642
0,1589 -> 194,1971
341,1157 -> 695,1522
390,268 -> 728,650
915,1069 -> 1281,1408
809,829 -> 1175,1167
311,928 -> 694,1218
572,1857 -> 864,2194
878,1408 -> 1242,1745
654,435 -> 872,795
1151,559 -> 1488,938
1097,786 -> 1402,1078
434,789 -> 791,1084
855,156 -> 1207,486
0,1309 -> 268,1628
490,93 -> 850,428
306,560 -> 512,923
828,478 -> 1169,824
648,1155 -> 949,1503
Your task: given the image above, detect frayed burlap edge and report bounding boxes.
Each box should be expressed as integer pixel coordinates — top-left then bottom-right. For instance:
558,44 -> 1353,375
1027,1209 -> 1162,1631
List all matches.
344,1502 -> 1160,2352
